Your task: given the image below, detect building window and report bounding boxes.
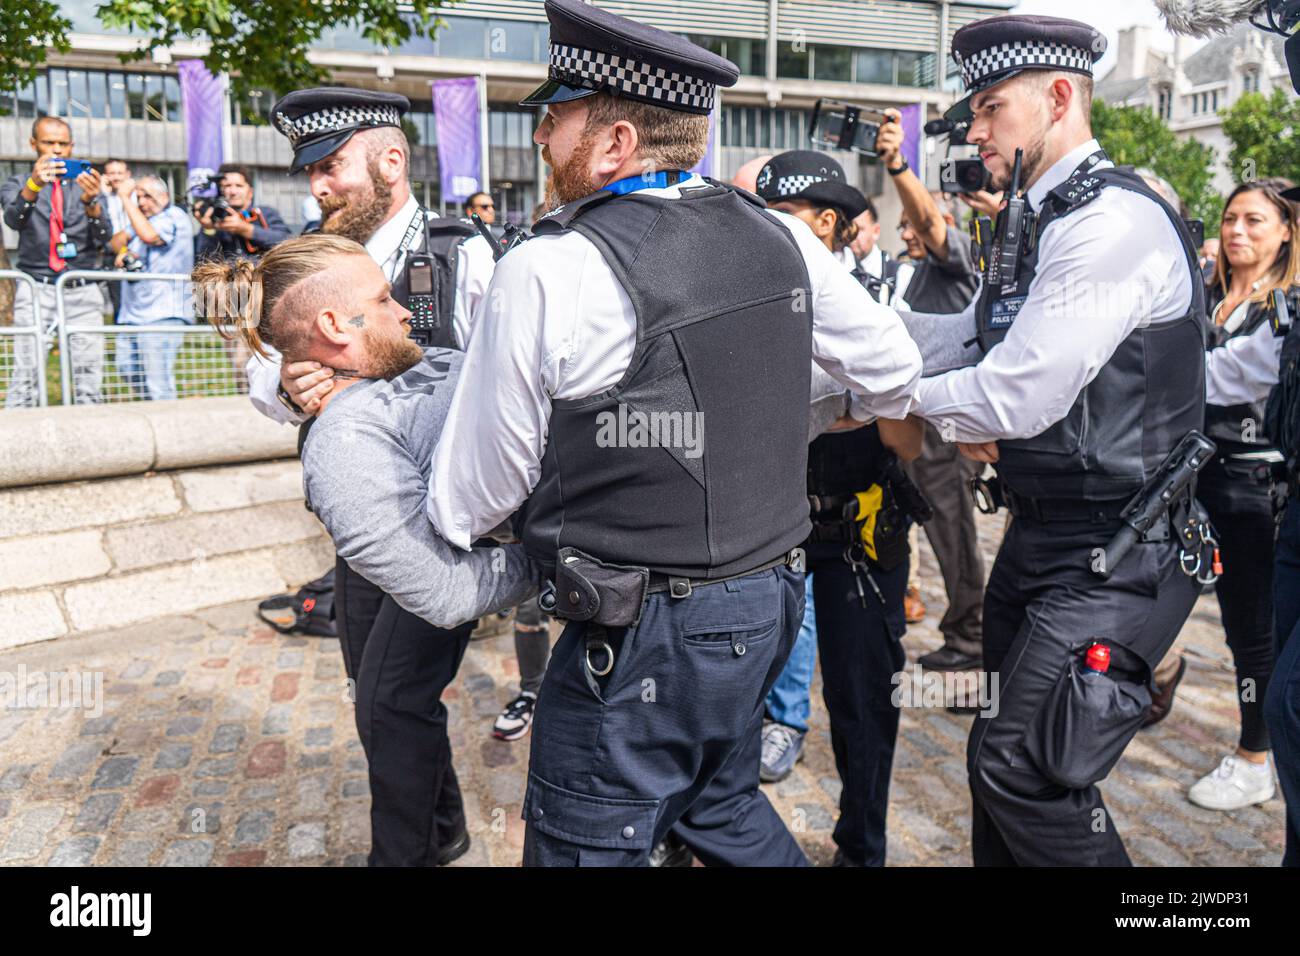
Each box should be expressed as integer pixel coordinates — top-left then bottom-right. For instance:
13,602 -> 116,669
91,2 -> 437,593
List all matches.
437,16 -> 488,59
1243,69 -> 1259,92
896,51 -> 935,88
813,44 -> 852,82
777,40 -> 811,79
487,19 -> 539,62
854,49 -> 893,85
684,34 -> 766,76
1157,87 -> 1170,120
1211,89 -> 1218,111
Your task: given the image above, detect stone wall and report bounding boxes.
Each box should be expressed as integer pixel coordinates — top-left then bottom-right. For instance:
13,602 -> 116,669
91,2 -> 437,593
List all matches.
0,398 -> 333,647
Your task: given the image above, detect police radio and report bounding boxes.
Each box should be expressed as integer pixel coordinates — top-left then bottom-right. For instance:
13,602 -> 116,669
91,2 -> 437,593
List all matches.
404,253 -> 442,346
992,148 -> 1028,294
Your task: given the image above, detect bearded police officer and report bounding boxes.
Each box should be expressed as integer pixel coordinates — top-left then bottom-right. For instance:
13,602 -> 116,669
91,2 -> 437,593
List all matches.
427,0 -> 921,867
243,88 -> 497,867
1204,185 -> 1300,864
903,15 -> 1207,866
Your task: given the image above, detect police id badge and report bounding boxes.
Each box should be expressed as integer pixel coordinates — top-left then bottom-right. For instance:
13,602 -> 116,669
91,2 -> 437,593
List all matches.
988,295 -> 1026,330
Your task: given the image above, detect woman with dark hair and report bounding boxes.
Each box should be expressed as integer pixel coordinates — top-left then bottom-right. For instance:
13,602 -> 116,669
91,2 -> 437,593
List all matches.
752,150 -> 924,865
1186,177 -> 1300,811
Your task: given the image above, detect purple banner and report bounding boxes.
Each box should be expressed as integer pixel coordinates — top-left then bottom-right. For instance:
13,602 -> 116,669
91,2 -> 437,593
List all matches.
689,103 -> 720,179
433,77 -> 482,203
178,60 -> 224,190
898,103 -> 922,177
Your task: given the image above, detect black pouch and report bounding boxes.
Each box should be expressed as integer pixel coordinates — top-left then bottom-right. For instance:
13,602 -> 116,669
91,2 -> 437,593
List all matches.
552,547 -> 650,628
1023,644 -> 1152,791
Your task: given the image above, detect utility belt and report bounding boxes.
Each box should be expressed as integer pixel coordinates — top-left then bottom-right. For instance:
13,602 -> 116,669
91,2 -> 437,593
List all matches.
31,273 -> 90,288
537,545 -> 807,630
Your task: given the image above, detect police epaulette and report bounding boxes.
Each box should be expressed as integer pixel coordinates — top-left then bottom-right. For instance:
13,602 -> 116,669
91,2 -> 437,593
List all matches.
533,189 -> 618,235
1047,173 -> 1105,211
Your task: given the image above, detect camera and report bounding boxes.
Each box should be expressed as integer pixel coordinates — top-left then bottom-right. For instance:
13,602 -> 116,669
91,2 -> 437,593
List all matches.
940,158 -> 991,195
189,174 -> 233,221
809,99 -> 891,157
119,251 -> 145,272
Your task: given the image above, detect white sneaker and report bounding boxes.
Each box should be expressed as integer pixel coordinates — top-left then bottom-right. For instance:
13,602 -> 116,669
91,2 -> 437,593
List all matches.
1187,754 -> 1275,811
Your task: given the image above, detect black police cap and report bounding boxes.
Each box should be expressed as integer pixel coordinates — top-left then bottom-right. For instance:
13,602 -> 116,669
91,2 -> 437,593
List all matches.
521,0 -> 739,115
945,15 -> 1106,122
272,87 -> 410,174
755,150 -> 869,222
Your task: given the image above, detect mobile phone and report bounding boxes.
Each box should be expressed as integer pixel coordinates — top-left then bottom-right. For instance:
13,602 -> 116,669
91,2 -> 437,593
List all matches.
58,159 -> 94,180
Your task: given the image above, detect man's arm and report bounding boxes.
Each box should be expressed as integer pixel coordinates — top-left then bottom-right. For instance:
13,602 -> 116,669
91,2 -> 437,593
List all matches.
2,176 -> 31,230
249,205 -> 292,250
768,210 -> 923,421
304,419 -> 539,627
899,299 -> 982,375
912,191 -> 1193,443
876,109 -> 949,260
245,347 -> 305,425
454,233 -> 498,348
1205,319 -> 1283,406
118,182 -> 161,245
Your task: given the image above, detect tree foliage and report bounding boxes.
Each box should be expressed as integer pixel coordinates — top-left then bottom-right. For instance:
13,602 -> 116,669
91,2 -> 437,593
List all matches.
0,0 -> 73,95
1091,99 -> 1222,231
1219,88 -> 1300,186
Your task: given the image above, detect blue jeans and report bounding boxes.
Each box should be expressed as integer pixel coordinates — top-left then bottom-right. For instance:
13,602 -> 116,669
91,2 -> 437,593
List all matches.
1265,500 -> 1300,866
116,318 -> 186,401
765,573 -> 817,732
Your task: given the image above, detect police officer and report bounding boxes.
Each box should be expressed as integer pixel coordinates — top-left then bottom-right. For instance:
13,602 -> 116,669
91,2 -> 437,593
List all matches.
246,88 -> 497,867
1207,182 -> 1300,864
755,150 -> 925,865
905,15 -> 1207,865
427,0 -> 922,866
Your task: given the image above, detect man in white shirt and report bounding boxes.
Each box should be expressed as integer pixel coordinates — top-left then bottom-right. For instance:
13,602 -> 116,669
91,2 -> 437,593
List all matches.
903,15 -> 1207,866
427,0 -> 921,867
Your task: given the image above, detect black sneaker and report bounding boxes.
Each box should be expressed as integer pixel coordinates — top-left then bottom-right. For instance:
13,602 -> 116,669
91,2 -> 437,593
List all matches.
492,692 -> 537,741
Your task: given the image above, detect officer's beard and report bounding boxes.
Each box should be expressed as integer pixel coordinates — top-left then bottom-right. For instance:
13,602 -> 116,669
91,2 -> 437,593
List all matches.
319,161 -> 394,245
989,120 -> 1049,195
360,321 -> 424,381
543,137 -> 601,207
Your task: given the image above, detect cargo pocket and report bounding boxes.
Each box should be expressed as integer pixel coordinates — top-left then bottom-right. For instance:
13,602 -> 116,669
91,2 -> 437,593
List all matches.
1023,647 -> 1152,791
522,772 -> 658,853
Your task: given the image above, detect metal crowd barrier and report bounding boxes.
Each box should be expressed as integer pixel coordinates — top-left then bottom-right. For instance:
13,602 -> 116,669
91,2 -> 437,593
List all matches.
52,270 -> 249,406
0,269 -> 49,408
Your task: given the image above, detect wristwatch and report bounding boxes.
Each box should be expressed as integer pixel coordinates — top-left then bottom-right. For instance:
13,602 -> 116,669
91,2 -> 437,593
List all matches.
887,159 -> 909,177
277,383 -> 304,416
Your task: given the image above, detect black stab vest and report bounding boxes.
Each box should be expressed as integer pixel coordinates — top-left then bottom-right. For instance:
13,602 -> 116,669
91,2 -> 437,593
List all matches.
518,181 -> 814,579
1206,285 -> 1294,453
974,152 -> 1207,501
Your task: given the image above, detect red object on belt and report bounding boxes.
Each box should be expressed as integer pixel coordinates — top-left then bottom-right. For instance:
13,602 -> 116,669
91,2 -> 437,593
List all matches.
1085,642 -> 1110,673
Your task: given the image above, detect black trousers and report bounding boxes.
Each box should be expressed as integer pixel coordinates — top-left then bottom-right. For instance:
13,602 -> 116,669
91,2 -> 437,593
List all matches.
905,423 -> 986,656
969,515 -> 1199,866
334,557 -> 472,866
1198,457 -> 1277,752
807,541 -> 908,866
1265,500 -> 1300,866
522,565 -> 808,866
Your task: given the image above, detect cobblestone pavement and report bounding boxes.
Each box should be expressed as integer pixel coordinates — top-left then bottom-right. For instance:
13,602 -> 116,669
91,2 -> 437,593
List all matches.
0,515 -> 1286,866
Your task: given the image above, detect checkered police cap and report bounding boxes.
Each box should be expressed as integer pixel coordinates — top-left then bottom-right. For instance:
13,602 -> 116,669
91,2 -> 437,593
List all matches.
521,0 -> 738,115
945,15 -> 1105,122
754,151 -> 869,220
549,43 -> 718,112
271,88 -> 411,174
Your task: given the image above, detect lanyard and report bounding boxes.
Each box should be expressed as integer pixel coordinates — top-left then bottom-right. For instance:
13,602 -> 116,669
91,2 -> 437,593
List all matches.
601,170 -> 687,196
388,205 -> 426,281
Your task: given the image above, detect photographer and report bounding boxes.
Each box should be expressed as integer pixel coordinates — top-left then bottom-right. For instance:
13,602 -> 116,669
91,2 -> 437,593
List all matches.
875,107 -> 985,673
109,175 -> 194,402
1,116 -> 109,407
194,163 -> 290,263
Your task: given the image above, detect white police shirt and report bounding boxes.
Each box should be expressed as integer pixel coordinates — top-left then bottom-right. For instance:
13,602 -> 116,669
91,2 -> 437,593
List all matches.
911,139 -> 1195,444
1205,318 -> 1285,406
427,173 -> 923,550
245,194 -> 497,425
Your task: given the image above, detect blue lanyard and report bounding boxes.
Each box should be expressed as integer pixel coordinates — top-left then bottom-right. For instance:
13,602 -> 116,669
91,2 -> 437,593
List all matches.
602,170 -> 687,196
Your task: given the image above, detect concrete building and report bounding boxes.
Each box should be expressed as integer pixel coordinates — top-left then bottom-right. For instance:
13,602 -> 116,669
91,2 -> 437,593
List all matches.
1095,23 -> 1292,192
2,0 -> 1010,245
